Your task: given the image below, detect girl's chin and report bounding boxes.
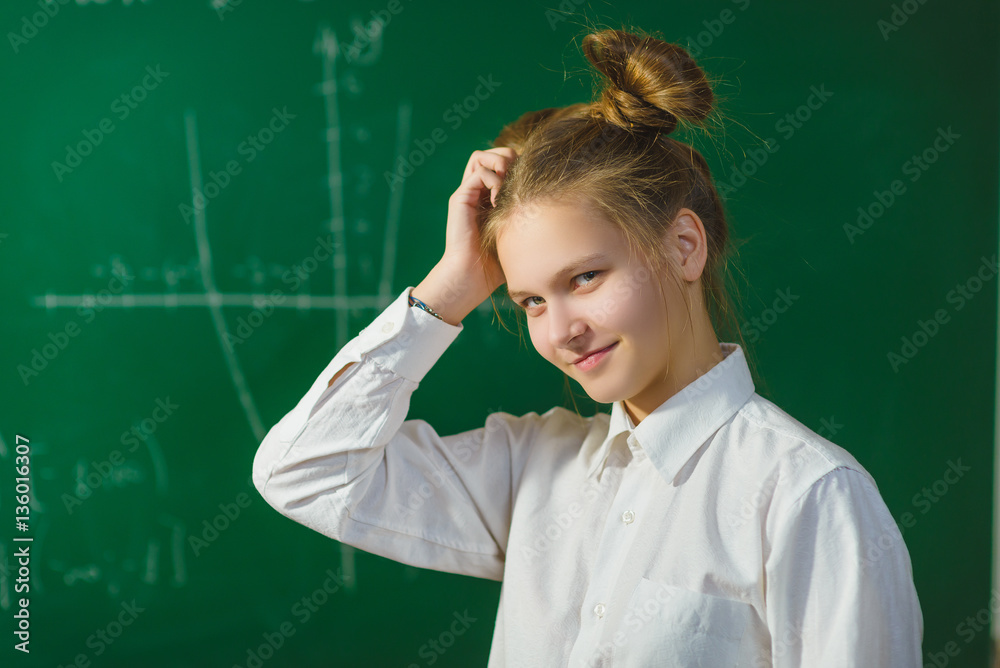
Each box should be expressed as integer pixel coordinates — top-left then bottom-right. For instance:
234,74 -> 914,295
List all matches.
579,384 -> 628,407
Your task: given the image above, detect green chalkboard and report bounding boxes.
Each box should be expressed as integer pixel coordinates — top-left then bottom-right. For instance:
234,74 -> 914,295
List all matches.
0,1 -> 996,666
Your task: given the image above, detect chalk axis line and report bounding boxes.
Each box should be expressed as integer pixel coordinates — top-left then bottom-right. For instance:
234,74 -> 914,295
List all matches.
21,24 -> 515,593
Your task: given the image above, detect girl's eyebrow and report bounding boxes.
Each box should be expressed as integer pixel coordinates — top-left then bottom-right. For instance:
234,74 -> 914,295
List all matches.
507,252 -> 609,302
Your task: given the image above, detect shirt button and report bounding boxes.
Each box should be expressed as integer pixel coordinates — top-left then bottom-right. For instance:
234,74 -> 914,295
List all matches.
381,321 -> 394,333
621,510 -> 635,525
594,603 -> 605,618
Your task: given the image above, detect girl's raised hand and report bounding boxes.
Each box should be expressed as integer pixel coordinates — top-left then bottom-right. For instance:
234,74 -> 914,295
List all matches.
441,148 -> 516,296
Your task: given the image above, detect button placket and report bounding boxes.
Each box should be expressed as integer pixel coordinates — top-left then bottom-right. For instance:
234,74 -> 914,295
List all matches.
575,442 -> 629,648
581,440 -> 644,640
619,437 -> 641,527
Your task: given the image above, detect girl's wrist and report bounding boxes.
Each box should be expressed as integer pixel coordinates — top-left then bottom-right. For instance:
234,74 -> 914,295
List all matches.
411,263 -> 482,326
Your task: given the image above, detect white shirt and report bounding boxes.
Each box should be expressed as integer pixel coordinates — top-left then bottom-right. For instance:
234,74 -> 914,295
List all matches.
253,286 -> 924,667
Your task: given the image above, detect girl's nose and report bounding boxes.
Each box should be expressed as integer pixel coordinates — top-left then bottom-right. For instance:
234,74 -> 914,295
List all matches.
548,302 -> 589,349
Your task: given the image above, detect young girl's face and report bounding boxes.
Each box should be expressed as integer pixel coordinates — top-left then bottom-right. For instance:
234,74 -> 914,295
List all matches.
497,198 -> 683,414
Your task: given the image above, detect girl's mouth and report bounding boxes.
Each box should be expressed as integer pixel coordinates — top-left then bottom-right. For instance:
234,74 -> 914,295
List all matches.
574,342 -> 618,372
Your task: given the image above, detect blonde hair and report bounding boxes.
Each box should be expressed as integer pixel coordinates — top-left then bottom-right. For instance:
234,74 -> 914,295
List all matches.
477,27 -> 756,411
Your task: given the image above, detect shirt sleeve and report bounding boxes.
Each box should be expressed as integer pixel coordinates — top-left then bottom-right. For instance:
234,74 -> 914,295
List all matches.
252,287 -> 543,582
764,466 -> 924,667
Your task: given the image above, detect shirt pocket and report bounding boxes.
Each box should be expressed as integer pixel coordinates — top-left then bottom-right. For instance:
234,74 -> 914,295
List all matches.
611,577 -> 751,667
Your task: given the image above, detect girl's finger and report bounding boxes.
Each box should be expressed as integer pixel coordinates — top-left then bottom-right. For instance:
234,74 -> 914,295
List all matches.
461,163 -> 503,194
463,148 -> 517,181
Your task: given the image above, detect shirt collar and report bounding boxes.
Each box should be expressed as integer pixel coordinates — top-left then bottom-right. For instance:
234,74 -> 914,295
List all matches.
583,342 -> 756,484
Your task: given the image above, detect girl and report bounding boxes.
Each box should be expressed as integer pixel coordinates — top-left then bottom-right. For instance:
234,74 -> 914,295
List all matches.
253,28 -> 923,666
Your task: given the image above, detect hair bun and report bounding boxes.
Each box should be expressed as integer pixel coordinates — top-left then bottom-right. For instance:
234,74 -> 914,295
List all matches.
582,29 -> 713,134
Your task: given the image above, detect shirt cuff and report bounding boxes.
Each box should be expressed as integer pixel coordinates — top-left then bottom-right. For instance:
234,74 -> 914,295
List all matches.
359,286 -> 464,382
274,287 -> 464,443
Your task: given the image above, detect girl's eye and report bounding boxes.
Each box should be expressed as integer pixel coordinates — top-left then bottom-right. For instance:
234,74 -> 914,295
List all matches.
519,271 -> 602,311
574,270 -> 600,287
521,296 -> 543,309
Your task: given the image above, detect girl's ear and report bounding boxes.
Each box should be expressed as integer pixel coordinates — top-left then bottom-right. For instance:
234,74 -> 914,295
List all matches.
662,208 -> 709,283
